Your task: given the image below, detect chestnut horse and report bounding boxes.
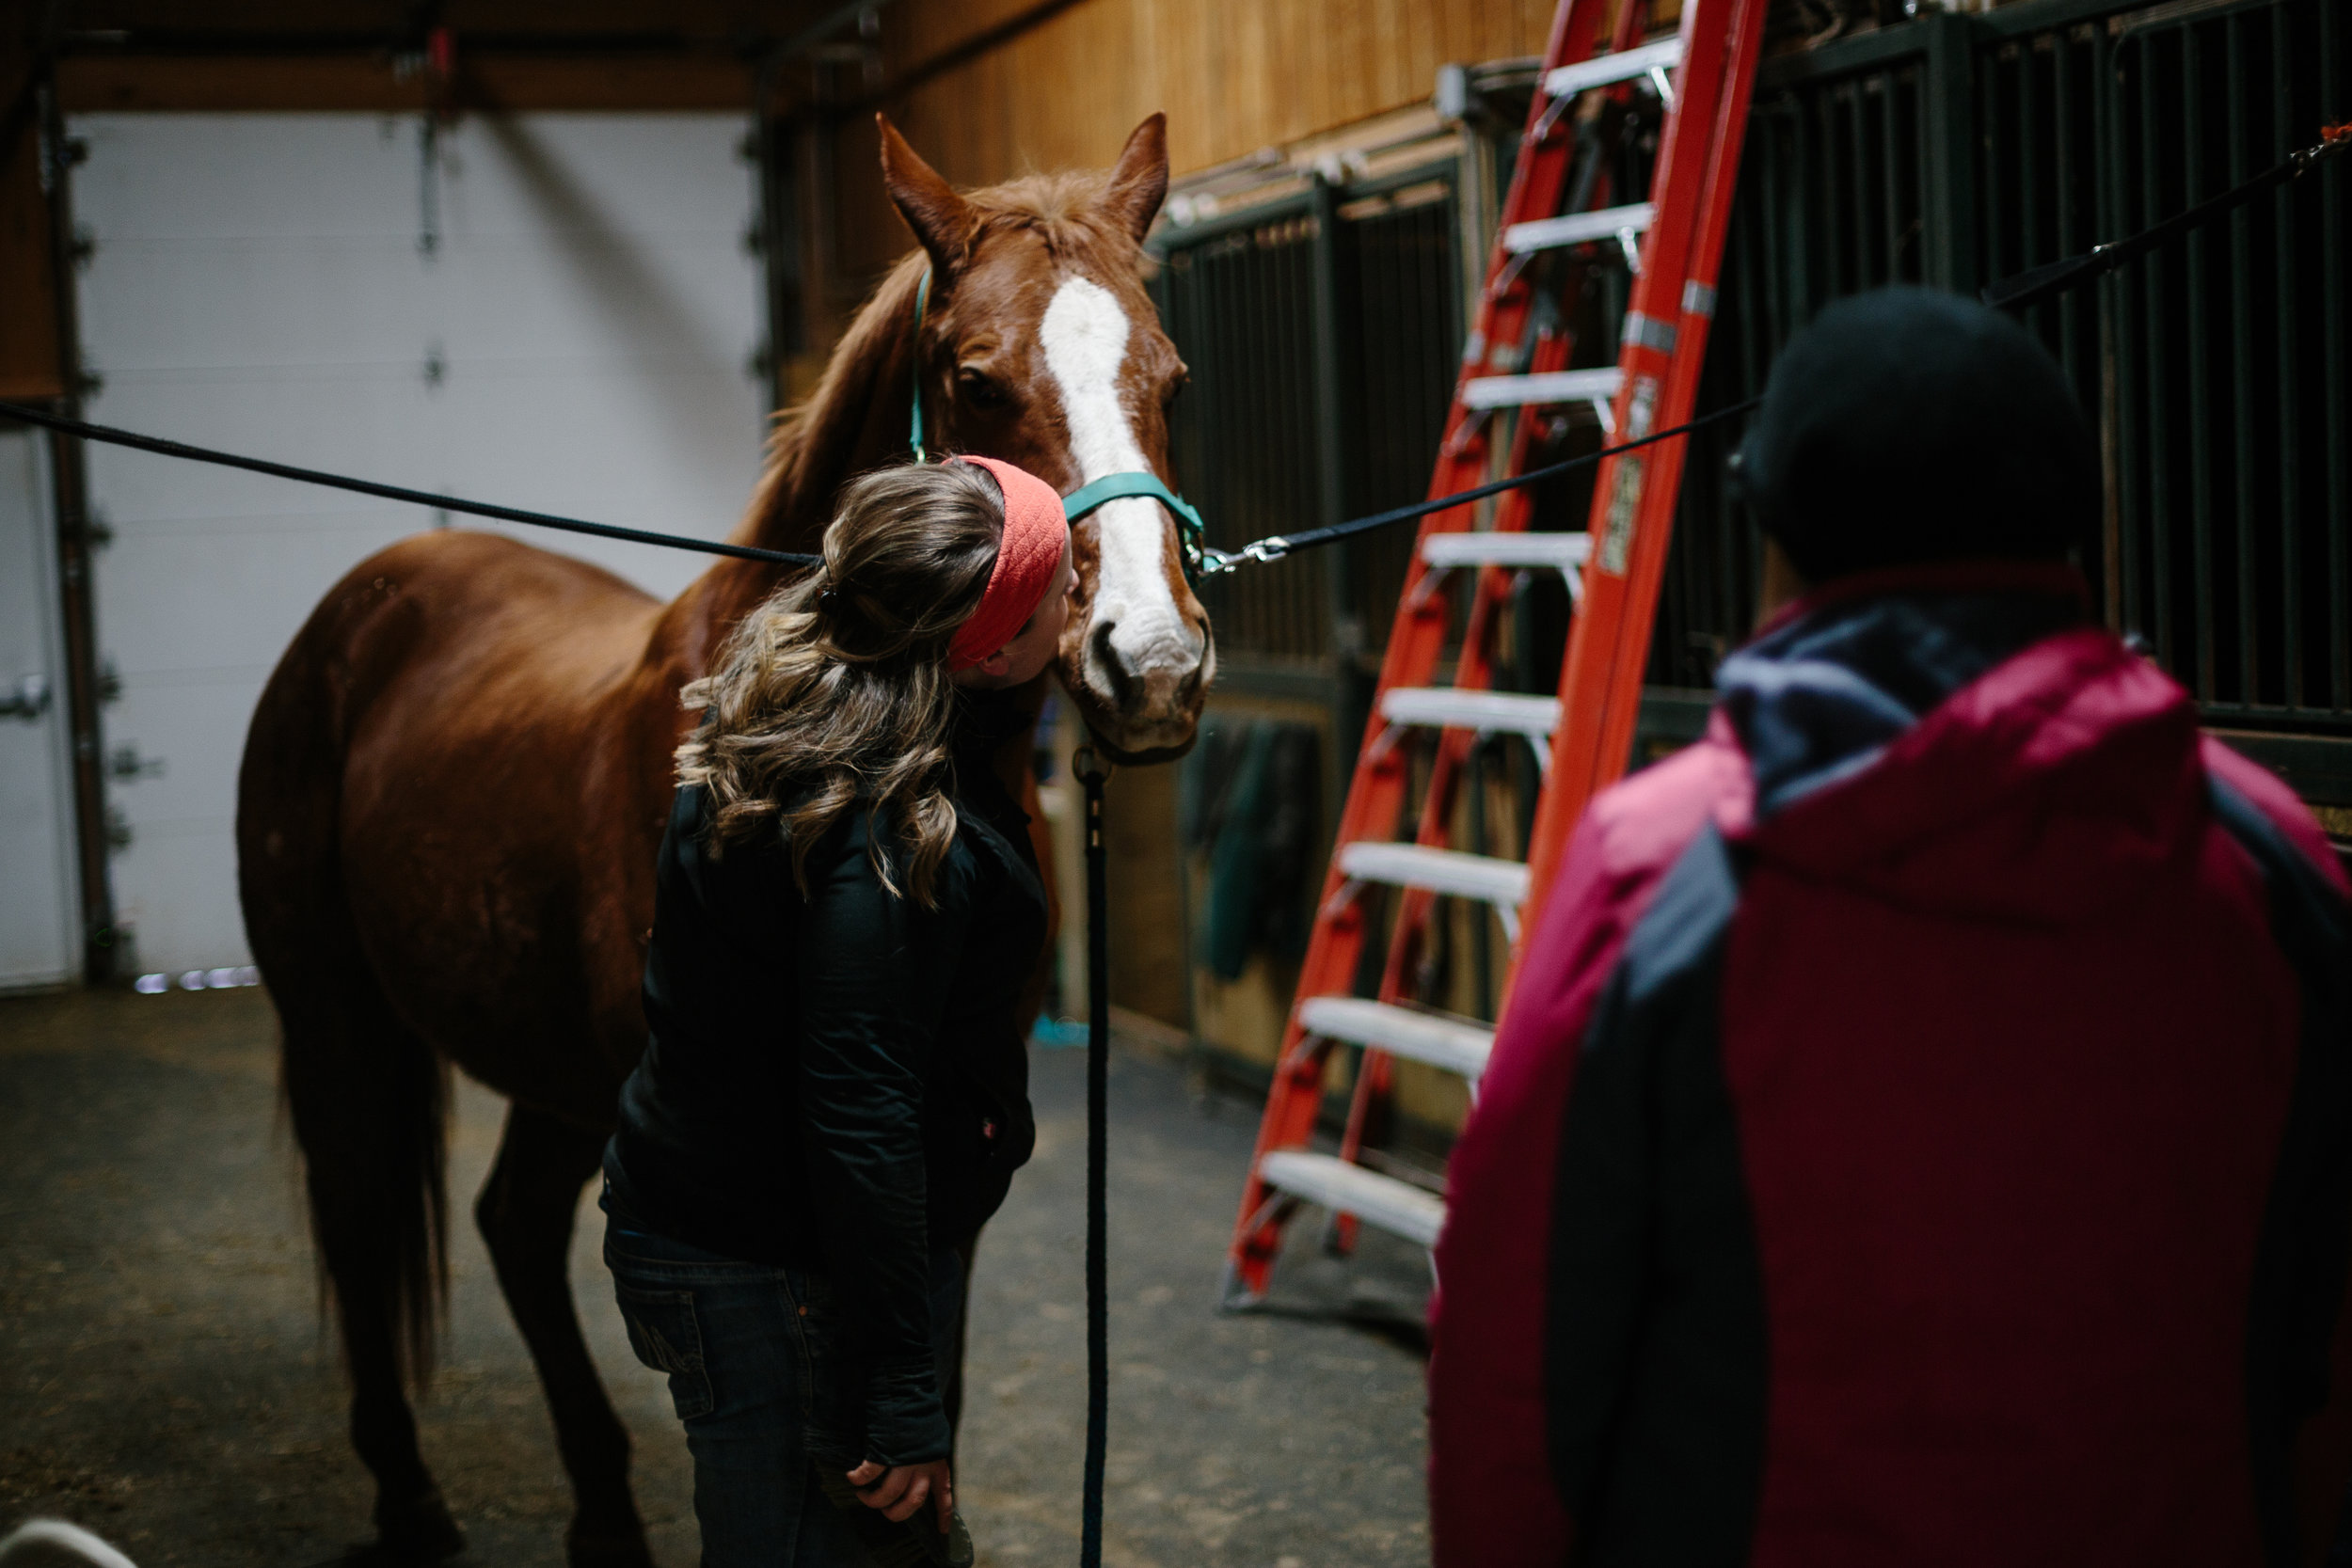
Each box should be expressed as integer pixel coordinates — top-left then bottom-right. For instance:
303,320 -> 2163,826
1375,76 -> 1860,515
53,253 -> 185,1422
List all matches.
235,115 -> 1209,1567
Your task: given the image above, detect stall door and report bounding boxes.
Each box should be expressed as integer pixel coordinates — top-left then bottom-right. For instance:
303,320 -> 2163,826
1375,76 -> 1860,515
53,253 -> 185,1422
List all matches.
70,112 -> 765,978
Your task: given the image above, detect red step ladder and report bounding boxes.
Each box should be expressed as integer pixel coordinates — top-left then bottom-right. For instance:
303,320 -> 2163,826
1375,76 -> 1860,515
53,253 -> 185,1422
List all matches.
1221,0 -> 1769,1307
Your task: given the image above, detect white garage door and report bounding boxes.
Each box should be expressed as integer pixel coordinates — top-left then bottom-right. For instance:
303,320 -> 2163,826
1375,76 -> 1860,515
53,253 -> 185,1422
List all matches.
71,111 -> 766,979
0,428 -> 80,991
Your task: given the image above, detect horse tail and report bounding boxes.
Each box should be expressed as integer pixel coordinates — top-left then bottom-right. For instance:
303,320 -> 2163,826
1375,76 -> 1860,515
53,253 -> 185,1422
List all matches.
237,576 -> 450,1388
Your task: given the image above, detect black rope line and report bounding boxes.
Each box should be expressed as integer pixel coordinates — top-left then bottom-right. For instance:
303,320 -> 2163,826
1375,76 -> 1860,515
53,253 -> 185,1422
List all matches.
1202,395 -> 1764,571
0,399 -> 820,568
1981,124 -> 2351,312
0,388 -> 1763,578
1074,748 -> 1113,1568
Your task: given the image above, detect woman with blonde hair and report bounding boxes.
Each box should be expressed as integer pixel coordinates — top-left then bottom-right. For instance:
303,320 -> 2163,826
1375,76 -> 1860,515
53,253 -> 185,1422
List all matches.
600,455 -> 1074,1567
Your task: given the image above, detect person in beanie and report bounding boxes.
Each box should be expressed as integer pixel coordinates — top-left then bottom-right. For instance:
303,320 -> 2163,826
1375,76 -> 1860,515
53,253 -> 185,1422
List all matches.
1427,286 -> 2352,1567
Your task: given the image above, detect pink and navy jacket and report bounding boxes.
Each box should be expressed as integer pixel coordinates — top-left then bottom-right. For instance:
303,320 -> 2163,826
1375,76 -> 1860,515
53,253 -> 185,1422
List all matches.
1429,562 -> 2352,1568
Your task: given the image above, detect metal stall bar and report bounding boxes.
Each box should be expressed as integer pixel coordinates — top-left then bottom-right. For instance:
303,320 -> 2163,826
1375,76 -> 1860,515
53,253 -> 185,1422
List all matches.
2273,6 -> 2301,710
2326,0 -> 2349,711
2227,13 -> 2257,705
2185,23 -> 2217,700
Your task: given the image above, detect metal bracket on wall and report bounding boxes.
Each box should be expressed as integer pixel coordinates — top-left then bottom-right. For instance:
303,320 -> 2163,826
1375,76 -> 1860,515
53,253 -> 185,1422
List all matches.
106,745 -> 164,783
0,674 -> 53,721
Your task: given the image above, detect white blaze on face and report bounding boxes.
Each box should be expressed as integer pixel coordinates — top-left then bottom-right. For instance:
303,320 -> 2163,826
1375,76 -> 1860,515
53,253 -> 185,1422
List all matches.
1038,274 -> 1204,705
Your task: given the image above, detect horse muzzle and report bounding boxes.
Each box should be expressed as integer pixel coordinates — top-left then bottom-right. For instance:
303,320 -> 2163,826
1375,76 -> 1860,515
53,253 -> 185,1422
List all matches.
1065,612 -> 1211,762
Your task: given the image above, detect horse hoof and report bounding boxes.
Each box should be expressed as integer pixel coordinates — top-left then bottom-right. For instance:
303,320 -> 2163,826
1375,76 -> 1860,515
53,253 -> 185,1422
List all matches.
375,1487 -> 466,1561
566,1522 -> 655,1568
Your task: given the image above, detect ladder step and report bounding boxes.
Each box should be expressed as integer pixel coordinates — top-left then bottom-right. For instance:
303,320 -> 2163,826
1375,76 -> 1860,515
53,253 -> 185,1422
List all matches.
1420,531 -> 1592,572
1461,367 -> 1624,410
1297,996 -> 1496,1079
1258,1150 -> 1447,1250
1503,201 -> 1656,255
1336,842 -> 1532,907
1380,687 -> 1560,741
1544,36 -> 1685,100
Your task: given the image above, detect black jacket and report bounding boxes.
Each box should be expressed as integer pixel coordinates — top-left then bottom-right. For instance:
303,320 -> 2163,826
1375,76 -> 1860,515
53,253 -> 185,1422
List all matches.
604,692 -> 1047,1465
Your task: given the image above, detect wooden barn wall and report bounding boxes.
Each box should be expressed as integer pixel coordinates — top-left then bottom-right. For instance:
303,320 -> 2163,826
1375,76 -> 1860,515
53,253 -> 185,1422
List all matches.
2,40 -> 63,402
824,0 -> 1565,286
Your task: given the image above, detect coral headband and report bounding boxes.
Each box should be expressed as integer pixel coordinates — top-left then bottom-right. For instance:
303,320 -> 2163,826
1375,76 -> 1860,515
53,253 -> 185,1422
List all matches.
947,455 -> 1069,672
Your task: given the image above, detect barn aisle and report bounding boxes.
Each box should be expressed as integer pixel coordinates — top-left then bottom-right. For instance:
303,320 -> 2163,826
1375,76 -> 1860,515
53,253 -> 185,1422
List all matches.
0,988 -> 1430,1567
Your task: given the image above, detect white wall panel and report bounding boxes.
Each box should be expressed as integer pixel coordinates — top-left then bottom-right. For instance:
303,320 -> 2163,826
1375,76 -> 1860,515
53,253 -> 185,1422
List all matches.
72,112 -> 766,977
0,429 -> 80,990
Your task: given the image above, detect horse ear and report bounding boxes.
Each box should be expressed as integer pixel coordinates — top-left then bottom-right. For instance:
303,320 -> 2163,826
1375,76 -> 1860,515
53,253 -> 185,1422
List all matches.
878,114 -> 977,276
1100,113 -> 1169,243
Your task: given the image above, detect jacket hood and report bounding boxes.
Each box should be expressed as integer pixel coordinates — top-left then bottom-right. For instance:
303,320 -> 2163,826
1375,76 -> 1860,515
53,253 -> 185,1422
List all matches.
1717,563 -> 2209,926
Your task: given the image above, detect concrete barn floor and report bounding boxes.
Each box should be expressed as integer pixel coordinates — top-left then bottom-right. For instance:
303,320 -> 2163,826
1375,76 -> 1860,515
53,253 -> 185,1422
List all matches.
0,986 -> 1433,1568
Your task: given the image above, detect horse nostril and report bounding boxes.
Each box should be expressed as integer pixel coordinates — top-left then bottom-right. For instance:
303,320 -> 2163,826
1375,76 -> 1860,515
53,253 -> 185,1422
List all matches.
1089,619 -> 1137,710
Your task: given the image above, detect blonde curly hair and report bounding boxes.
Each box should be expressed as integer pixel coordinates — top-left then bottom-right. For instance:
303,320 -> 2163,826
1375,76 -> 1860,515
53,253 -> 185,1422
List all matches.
676,460 -> 1006,906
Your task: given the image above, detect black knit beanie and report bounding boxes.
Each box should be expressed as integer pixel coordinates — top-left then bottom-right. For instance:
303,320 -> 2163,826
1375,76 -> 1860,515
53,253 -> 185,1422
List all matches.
1733,286 -> 2100,582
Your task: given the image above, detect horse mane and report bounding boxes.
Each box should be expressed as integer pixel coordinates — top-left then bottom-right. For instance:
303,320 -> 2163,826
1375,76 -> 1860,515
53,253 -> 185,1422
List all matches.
729,166 -> 1141,553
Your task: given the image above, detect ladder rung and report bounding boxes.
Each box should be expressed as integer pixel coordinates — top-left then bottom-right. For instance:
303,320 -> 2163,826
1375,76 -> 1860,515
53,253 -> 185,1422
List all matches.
1420,531 -> 1592,572
1380,687 -> 1560,741
1461,368 -> 1623,410
1298,996 -> 1495,1079
1258,1150 -> 1446,1249
1544,36 -> 1685,100
1502,201 -> 1656,255
1336,842 -> 1532,907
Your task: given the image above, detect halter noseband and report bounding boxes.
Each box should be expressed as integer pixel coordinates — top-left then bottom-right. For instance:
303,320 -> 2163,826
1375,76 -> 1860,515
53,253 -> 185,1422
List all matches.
908,267 -> 1214,590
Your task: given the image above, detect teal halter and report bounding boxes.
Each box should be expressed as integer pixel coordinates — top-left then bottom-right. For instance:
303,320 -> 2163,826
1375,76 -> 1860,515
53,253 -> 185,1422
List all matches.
908,268 -> 934,464
907,267 -> 1216,589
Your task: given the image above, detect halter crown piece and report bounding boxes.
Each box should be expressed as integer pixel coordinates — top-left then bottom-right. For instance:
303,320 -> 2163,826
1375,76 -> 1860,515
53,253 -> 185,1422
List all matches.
907,266 -> 1216,588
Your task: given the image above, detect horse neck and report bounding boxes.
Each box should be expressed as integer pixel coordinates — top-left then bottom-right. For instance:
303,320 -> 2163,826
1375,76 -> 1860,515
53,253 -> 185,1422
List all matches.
660,261 -> 926,663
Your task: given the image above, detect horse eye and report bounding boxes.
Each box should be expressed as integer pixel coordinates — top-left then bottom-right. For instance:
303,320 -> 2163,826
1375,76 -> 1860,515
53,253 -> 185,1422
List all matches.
959,370 -> 1006,409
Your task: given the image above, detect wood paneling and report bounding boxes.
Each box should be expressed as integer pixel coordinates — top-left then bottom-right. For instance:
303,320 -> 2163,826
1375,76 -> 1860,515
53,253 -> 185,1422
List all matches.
838,0 -> 1689,198
1103,755 -> 1189,1029
54,1 -> 816,40
0,48 -> 63,402
833,0 -> 1563,273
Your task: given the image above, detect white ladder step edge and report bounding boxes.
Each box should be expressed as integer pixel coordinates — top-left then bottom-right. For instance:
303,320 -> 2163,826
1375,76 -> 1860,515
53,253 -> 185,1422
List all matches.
1545,36 -> 1686,100
1503,201 -> 1656,255
1258,1150 -> 1447,1250
1381,687 -> 1561,740
1421,530 -> 1592,571
1298,995 -> 1496,1080
1337,841 -> 1533,907
1461,367 -> 1624,410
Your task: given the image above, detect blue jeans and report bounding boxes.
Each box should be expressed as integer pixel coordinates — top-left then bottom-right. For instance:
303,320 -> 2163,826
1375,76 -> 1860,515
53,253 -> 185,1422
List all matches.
601,1188 -> 964,1568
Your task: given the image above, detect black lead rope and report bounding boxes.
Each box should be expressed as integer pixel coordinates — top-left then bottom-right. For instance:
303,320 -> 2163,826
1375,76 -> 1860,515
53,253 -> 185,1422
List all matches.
1071,745 -> 1113,1568
1980,124 -> 2350,312
0,389 -> 1756,580
1198,396 -> 1764,575
0,399 -> 820,568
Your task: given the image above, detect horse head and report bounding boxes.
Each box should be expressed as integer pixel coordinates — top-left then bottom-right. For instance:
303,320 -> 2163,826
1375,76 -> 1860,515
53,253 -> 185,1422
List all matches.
879,114 -> 1212,764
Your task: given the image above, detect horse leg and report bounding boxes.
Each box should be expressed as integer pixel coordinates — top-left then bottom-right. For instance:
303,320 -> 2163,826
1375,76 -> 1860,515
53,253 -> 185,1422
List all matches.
474,1102 -> 651,1568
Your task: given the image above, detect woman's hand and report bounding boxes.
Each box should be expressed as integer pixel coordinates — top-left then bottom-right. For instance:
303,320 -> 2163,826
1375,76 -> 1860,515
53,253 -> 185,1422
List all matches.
845,1458 -> 953,1530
